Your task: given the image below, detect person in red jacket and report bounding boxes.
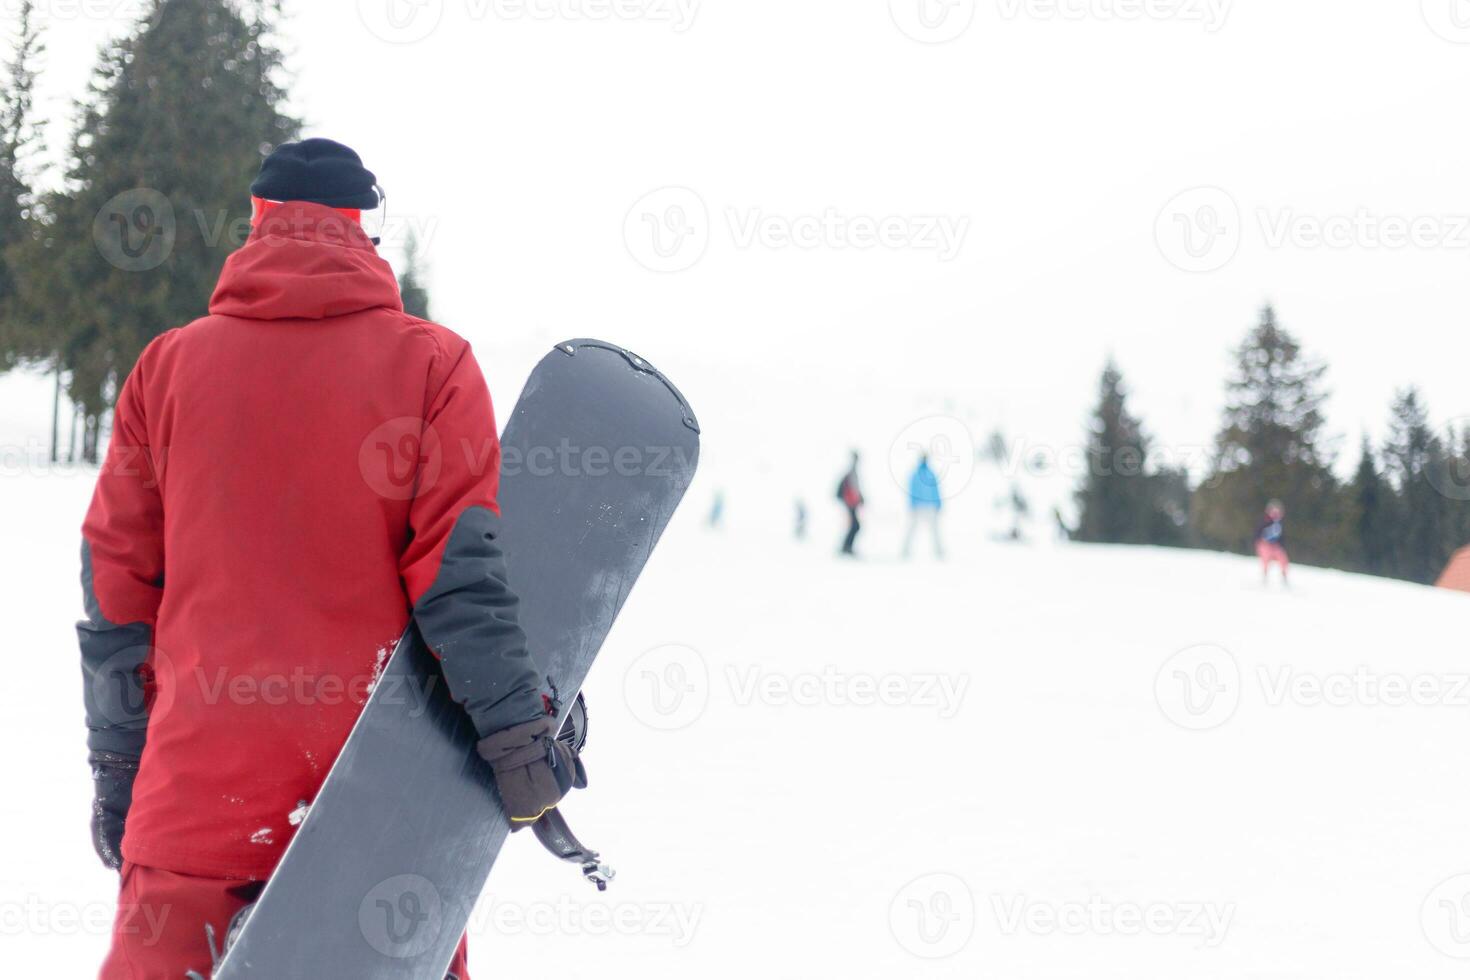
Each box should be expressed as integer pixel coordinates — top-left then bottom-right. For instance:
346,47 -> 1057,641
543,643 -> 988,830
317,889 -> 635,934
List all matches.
80,139 -> 583,979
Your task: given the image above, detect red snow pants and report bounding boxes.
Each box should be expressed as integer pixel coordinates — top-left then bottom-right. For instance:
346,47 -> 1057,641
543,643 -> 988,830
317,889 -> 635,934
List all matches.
1256,540 -> 1289,576
99,862 -> 471,979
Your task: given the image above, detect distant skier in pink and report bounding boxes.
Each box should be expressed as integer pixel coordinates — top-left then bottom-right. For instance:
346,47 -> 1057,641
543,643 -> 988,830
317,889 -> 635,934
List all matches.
1255,500 -> 1290,585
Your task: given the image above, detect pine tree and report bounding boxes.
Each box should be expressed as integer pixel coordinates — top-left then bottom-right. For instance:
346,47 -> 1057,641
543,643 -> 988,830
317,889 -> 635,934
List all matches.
1383,388 -> 1451,584
0,0 -> 43,362
1216,305 -> 1330,470
1346,437 -> 1397,576
397,230 -> 432,320
1448,426 -> 1470,556
1148,465 -> 1192,545
1074,359 -> 1186,546
1075,360 -> 1147,542
10,0 -> 296,459
1194,306 -> 1340,564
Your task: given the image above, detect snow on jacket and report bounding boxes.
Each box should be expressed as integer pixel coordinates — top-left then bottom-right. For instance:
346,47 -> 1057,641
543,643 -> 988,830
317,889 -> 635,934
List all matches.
78,203 -> 546,879
908,462 -> 942,510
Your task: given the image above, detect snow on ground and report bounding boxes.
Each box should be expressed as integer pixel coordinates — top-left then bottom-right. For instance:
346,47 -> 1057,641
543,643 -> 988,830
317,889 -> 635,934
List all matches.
4,454 -> 1470,978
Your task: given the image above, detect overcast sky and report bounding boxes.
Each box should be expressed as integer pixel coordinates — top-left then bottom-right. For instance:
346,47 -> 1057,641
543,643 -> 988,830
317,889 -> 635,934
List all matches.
8,0 -> 1470,489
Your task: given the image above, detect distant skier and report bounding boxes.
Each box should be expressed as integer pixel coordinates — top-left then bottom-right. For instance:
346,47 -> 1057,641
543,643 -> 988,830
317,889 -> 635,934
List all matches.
902,453 -> 944,559
794,498 -> 808,540
836,451 -> 865,556
1255,499 -> 1290,585
79,139 -> 584,979
708,490 -> 725,529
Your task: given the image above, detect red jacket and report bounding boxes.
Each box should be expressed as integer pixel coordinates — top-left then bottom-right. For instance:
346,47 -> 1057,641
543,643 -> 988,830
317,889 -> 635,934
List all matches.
80,203 -> 544,879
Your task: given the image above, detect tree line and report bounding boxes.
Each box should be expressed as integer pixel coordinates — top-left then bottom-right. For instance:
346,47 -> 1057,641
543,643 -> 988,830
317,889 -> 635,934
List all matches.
1072,305 -> 1470,586
0,0 -> 430,462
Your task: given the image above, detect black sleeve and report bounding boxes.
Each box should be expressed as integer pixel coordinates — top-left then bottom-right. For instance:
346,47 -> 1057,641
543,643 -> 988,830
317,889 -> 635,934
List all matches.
411,506 -> 546,738
79,541 -> 152,761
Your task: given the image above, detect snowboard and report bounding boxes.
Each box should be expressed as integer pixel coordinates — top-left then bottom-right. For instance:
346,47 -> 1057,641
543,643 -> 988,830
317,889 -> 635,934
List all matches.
214,339 -> 700,979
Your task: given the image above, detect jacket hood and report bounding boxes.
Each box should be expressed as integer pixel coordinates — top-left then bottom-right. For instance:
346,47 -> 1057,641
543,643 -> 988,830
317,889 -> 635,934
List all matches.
209,202 -> 403,321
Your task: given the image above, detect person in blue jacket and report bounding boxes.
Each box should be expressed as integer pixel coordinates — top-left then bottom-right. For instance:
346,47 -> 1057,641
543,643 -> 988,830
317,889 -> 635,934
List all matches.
903,453 -> 945,559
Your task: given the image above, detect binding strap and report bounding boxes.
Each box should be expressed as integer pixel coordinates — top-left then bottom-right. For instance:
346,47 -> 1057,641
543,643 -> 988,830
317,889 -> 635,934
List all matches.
531,808 -> 615,891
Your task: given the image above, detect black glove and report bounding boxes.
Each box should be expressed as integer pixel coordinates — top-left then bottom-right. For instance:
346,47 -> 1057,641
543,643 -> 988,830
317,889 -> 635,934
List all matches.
89,752 -> 139,871
477,715 -> 587,829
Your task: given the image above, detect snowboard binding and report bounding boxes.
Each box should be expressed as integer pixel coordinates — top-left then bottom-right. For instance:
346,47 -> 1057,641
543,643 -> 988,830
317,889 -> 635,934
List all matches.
184,901 -> 255,980
555,689 -> 588,754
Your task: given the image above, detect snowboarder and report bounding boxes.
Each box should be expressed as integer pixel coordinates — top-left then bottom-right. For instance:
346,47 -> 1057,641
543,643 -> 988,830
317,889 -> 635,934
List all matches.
902,453 -> 944,559
1255,499 -> 1290,585
80,138 -> 584,980
836,451 -> 864,556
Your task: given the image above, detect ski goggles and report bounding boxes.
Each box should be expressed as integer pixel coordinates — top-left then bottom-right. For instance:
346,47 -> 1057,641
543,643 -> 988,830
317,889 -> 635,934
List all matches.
250,184 -> 388,245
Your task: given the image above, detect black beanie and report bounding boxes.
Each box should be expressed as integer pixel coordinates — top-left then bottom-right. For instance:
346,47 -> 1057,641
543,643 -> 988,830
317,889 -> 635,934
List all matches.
251,138 -> 379,210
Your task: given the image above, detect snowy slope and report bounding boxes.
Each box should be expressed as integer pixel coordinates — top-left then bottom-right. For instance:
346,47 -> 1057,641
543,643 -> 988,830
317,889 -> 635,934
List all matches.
4,461 -> 1469,979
